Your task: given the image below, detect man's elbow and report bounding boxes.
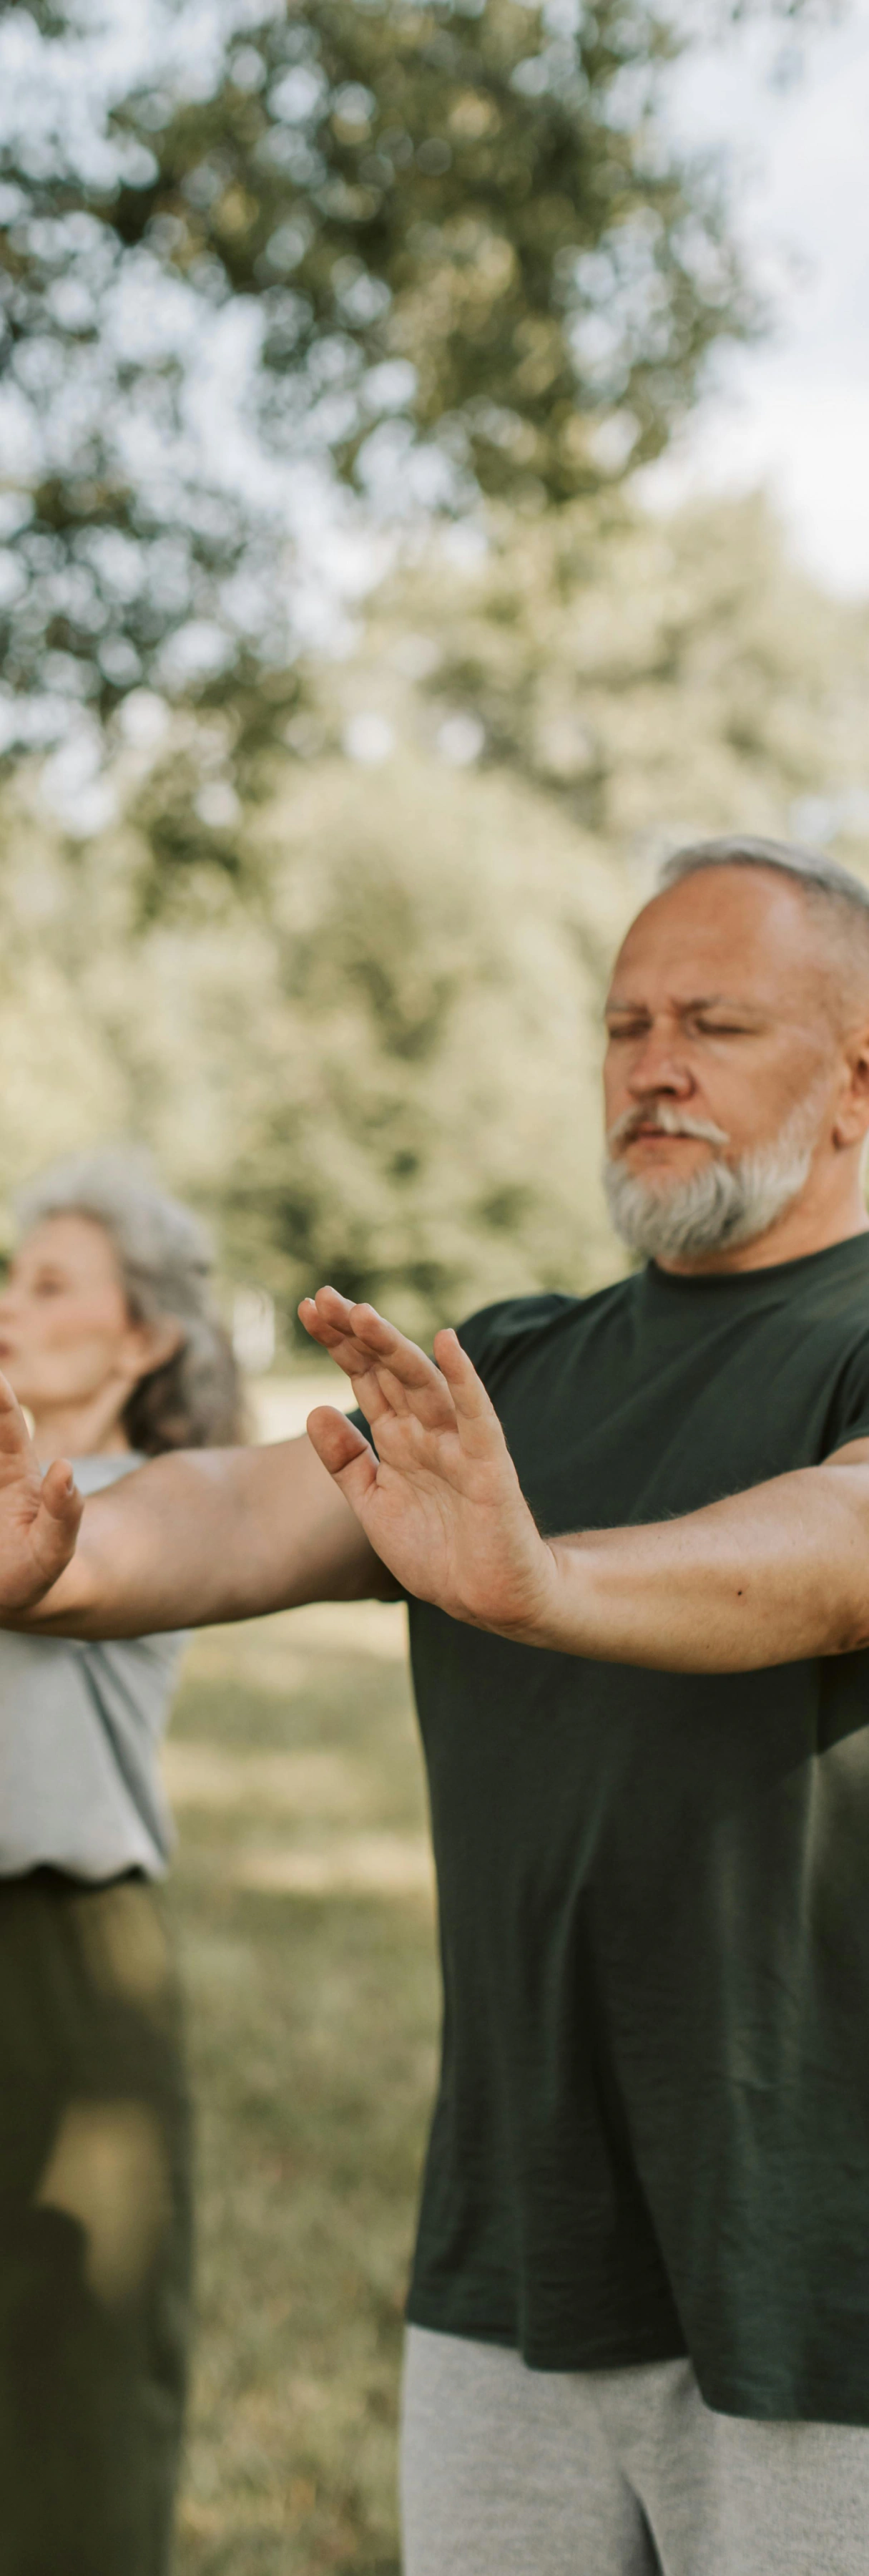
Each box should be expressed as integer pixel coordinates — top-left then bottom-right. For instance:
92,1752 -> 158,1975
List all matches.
830,1599 -> 869,1657
825,1547 -> 869,1657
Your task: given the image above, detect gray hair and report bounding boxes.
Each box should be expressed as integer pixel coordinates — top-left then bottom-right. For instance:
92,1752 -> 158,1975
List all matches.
658,836 -> 869,993
14,1153 -> 245,1453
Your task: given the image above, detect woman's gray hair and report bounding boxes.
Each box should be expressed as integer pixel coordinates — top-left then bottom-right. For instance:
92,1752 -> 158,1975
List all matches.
14,1153 -> 245,1453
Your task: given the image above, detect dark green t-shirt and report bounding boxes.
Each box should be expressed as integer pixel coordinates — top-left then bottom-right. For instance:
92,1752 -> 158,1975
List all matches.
362,1235 -> 869,2423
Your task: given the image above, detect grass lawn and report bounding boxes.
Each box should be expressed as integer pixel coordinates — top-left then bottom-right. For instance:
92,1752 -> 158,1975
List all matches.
166,1595 -> 438,2575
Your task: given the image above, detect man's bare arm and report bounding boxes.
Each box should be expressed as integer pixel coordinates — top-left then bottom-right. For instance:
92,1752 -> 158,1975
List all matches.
2,1400 -> 390,1640
541,1437 -> 869,1669
299,1287 -> 869,1672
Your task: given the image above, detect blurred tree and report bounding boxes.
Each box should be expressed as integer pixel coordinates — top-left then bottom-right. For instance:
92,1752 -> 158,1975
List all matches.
0,748 -> 627,1324
1,493 -> 868,1337
334,489 -> 869,863
0,0 -> 762,761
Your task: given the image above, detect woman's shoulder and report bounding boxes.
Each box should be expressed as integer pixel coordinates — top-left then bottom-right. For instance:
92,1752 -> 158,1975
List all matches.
70,1451 -> 147,1496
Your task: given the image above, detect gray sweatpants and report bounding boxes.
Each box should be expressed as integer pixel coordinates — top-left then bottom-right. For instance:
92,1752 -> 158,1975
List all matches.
401,2325 -> 869,2576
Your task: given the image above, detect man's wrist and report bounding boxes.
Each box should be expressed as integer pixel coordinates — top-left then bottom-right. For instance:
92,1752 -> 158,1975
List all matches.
515,1531 -> 614,1657
488,1535 -> 583,1652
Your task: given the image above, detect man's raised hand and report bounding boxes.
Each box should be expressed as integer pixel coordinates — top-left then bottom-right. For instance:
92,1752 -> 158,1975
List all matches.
298,1288 -> 557,1638
0,1375 -> 83,1614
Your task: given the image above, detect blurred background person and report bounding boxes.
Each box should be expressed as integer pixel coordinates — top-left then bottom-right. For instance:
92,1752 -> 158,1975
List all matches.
0,1156 -> 244,2576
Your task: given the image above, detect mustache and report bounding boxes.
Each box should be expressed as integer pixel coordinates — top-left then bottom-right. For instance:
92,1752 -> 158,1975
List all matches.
607,1101 -> 731,1153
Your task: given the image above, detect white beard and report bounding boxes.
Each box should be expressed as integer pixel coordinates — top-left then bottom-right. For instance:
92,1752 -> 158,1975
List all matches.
603,1096 -> 823,1263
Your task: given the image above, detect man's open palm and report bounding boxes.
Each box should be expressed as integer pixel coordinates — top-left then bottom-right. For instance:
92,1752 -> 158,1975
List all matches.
299,1289 -> 556,1637
0,1377 -> 82,1612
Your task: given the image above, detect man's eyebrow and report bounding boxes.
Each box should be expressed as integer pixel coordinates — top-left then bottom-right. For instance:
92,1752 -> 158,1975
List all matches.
604,992 -> 767,1018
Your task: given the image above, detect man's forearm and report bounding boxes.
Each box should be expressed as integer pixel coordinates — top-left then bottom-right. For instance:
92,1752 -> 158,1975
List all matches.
9,1436 -> 390,1639
528,1459 -> 869,1672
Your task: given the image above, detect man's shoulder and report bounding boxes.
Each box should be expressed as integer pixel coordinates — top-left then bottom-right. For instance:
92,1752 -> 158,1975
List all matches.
457,1278 -> 630,1374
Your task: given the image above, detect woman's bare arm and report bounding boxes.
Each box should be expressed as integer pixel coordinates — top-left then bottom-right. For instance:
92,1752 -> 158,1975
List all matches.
0,1379 -> 391,1638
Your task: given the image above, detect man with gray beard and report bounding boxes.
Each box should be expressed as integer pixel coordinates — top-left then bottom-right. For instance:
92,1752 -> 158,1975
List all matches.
6,836 -> 869,2575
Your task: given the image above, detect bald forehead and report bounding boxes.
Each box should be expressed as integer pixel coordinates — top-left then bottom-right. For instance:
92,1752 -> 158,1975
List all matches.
611,865 -> 863,1021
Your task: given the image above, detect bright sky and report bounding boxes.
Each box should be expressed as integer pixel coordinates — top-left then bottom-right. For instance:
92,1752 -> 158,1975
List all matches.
639,0 -> 869,595
1,0 -> 865,620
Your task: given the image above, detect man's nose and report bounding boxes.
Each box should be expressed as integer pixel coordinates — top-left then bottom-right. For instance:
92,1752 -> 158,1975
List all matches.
625,1031 -> 694,1098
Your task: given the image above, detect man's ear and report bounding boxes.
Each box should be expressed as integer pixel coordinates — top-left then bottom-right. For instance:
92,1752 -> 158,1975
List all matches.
833,1026 -> 869,1146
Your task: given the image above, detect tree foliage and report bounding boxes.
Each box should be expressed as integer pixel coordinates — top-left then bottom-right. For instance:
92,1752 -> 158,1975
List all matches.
0,0 -> 758,748
1,493 -> 868,1337
338,489 -> 869,859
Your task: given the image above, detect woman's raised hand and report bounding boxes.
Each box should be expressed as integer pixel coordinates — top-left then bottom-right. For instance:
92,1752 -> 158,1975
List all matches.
0,1375 -> 83,1612
298,1288 -> 556,1639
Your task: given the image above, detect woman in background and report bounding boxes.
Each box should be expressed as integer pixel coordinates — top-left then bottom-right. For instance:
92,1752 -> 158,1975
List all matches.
0,1156 -> 244,2576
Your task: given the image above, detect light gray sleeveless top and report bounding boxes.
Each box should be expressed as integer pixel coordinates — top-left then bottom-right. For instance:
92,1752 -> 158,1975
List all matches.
0,1453 -> 185,1881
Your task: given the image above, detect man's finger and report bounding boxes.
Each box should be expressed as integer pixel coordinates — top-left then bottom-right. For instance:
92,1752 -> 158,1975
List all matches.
298,1307 -> 395,1433
306,1290 -> 442,1395
299,1292 -> 385,1382
343,1306 -> 458,1430
306,1405 -> 378,1482
433,1330 -> 501,1431
298,1294 -> 329,1344
348,1304 -> 441,1387
305,1405 -> 382,1523
343,1306 -> 458,1427
300,1292 -> 455,1428
298,1290 -> 353,1353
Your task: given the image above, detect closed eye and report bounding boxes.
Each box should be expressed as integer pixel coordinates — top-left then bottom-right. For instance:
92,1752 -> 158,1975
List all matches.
693,1020 -> 755,1037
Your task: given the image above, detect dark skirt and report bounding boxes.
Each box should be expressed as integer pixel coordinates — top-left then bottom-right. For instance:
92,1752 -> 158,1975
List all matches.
0,1868 -> 193,2576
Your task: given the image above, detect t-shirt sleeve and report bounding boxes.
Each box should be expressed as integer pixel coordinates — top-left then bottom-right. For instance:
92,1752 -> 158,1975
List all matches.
348,1291 -> 572,1445
346,1310 -> 492,1452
